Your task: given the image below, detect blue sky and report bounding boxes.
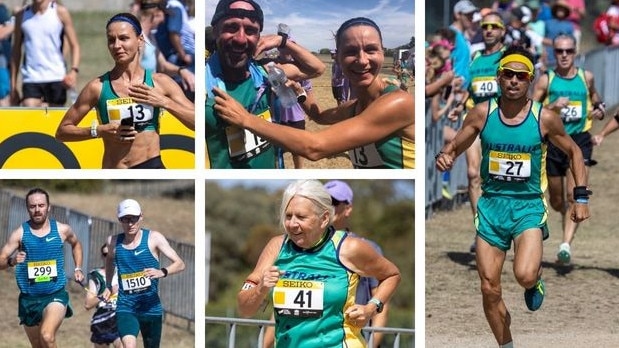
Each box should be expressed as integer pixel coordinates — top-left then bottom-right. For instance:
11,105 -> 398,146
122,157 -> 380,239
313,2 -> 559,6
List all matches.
206,0 -> 415,52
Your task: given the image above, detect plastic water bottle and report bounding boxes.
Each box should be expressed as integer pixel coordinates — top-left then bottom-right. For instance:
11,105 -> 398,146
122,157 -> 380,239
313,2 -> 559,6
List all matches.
266,62 -> 297,108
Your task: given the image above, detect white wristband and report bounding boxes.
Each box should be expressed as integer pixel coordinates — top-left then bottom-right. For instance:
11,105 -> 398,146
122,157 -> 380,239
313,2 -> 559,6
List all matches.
90,120 -> 98,138
74,267 -> 82,272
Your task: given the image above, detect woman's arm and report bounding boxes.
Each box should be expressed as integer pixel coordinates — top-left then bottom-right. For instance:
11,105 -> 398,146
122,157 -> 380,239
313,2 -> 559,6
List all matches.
214,87 -> 413,161
56,79 -> 114,142
339,236 -> 401,325
237,235 -> 284,318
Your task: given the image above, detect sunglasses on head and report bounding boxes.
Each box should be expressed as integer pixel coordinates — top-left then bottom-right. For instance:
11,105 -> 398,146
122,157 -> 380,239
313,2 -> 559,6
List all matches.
480,22 -> 503,30
119,215 -> 140,224
331,197 -> 349,206
554,48 -> 575,55
498,67 -> 532,81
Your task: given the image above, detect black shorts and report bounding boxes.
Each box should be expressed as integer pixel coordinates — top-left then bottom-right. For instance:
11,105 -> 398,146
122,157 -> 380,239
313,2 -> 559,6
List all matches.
546,132 -> 593,177
130,156 -> 166,169
22,81 -> 67,106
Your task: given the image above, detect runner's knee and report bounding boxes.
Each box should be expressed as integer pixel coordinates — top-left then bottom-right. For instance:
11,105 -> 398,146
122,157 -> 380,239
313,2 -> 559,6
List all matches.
479,279 -> 502,303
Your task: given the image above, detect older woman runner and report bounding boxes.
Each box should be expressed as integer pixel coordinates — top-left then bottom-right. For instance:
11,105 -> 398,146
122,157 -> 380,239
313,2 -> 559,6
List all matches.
238,180 -> 401,347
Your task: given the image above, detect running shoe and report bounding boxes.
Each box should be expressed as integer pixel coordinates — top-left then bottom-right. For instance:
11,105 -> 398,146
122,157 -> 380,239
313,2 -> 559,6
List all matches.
557,242 -> 571,264
524,279 -> 545,311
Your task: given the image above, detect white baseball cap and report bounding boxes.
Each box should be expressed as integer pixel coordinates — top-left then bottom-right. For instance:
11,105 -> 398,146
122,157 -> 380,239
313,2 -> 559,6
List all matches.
454,0 -> 478,14
117,199 -> 141,218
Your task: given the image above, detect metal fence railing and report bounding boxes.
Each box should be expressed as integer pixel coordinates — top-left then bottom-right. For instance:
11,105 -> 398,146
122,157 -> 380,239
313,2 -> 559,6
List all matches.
425,46 -> 617,218
205,316 -> 415,348
0,189 -> 195,323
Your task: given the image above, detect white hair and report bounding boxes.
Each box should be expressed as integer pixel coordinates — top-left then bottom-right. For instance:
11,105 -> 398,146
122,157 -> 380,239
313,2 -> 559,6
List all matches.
279,180 -> 334,230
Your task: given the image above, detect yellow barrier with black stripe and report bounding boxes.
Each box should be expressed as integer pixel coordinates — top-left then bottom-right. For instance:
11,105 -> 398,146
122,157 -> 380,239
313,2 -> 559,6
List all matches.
0,108 -> 194,169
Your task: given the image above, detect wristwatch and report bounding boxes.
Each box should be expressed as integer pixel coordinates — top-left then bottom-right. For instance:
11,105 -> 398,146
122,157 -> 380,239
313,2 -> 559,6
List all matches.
368,298 -> 384,313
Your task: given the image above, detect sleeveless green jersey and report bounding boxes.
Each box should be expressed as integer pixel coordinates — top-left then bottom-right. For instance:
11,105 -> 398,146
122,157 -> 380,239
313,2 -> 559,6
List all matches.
350,84 -> 414,169
272,228 -> 365,347
205,69 -> 276,169
480,98 -> 547,196
545,68 -> 592,134
97,70 -> 160,132
468,48 -> 504,105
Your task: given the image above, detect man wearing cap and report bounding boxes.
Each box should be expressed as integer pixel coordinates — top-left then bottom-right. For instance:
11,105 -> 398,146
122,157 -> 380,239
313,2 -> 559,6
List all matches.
532,33 -> 604,265
0,187 -> 84,347
103,199 -> 185,348
451,0 -> 478,89
206,0 -> 325,168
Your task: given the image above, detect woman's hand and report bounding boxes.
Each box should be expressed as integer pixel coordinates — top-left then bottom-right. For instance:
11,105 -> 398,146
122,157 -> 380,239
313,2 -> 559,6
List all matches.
344,304 -> 375,327
97,122 -> 136,143
260,266 -> 283,290
129,83 -> 167,108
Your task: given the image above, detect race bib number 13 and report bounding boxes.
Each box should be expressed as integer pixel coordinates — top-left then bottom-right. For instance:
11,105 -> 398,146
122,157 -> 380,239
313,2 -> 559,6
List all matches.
107,98 -> 154,124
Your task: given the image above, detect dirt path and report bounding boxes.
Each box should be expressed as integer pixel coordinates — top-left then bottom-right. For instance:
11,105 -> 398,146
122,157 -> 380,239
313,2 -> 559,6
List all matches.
425,121 -> 619,347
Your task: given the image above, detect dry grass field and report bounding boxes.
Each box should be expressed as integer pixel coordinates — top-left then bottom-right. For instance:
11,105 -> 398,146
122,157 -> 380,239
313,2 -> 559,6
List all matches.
0,188 -> 195,347
425,119 -> 619,346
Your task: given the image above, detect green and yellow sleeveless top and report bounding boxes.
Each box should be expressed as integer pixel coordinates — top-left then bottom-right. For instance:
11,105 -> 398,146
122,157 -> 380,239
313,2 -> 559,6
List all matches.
205,58 -> 276,169
545,68 -> 592,134
468,48 -> 504,105
273,228 -> 365,348
480,98 -> 547,196
350,84 -> 414,169
97,70 -> 160,132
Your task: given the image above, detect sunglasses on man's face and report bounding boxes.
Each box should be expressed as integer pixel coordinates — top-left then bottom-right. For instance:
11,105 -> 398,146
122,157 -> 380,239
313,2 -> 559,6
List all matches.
554,48 -> 575,55
481,22 -> 503,31
499,68 -> 532,81
119,215 -> 140,224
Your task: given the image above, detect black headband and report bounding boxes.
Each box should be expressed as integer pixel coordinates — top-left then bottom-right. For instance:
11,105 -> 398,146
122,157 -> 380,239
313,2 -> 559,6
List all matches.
211,0 -> 264,31
336,17 -> 382,46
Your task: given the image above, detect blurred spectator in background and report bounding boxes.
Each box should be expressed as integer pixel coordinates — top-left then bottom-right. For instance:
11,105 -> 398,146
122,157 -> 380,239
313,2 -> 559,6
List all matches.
527,1 -> 546,64
565,0 -> 585,53
467,11 -> 485,56
330,49 -> 349,105
542,0 -> 573,69
450,0 -> 476,88
139,0 -> 195,96
0,1 -> 13,106
155,0 -> 195,101
10,0 -> 81,107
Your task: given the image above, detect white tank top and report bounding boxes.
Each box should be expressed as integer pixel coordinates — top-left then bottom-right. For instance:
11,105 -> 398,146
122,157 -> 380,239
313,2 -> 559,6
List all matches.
20,2 -> 66,83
